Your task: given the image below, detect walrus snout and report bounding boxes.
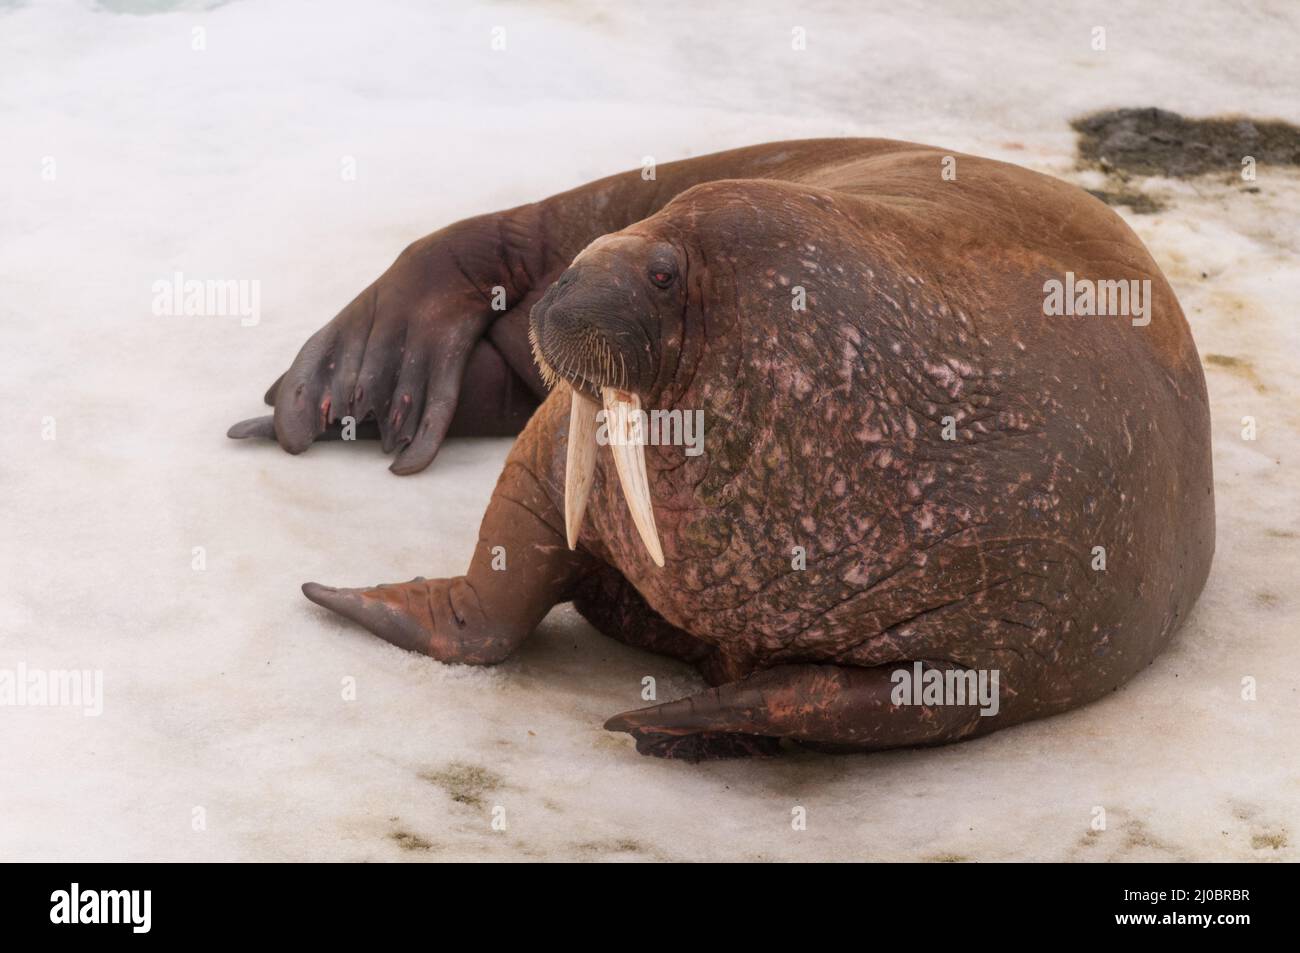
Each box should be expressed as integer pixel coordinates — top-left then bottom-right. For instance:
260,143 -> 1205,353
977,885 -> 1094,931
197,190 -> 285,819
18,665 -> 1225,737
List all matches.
528,234 -> 682,400
528,273 -> 653,397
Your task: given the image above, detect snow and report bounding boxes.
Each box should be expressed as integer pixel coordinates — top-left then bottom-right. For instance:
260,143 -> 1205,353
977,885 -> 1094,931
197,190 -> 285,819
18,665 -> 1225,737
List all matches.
2,0 -> 1297,860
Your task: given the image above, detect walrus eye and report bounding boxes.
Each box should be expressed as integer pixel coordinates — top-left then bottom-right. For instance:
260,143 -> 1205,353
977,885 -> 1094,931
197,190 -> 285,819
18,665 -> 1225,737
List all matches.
648,265 -> 676,289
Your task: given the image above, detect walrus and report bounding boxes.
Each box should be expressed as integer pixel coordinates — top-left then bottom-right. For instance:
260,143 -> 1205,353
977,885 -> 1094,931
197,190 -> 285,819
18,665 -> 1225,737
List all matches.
229,139 -> 1215,759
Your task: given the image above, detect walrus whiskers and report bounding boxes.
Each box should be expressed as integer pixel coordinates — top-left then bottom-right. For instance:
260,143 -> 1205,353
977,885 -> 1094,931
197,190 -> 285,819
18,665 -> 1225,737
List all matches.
531,322 -> 619,395
527,323 -> 560,389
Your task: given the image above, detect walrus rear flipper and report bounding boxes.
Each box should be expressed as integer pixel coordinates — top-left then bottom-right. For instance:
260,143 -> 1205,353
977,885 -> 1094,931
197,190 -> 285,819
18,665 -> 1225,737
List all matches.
604,661 -> 998,760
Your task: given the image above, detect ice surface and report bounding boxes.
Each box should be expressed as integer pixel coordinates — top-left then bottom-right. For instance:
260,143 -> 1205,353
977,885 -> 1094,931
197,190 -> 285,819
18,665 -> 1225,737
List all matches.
1,0 -> 1297,861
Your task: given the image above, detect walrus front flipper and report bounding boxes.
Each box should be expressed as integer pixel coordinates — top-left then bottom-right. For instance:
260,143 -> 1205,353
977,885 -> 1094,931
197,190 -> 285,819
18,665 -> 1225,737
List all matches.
228,209 -> 556,474
227,337 -> 538,447
227,416 -> 383,442
302,425 -> 591,663
604,662 -> 995,760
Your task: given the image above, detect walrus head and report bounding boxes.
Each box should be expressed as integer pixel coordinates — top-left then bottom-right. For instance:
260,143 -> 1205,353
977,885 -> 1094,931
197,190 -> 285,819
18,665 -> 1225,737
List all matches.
528,232 -> 690,569
528,232 -> 686,399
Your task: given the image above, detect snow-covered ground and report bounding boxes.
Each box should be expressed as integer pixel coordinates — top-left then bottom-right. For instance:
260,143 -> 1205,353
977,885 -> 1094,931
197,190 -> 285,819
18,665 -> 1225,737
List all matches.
2,0 -> 1297,861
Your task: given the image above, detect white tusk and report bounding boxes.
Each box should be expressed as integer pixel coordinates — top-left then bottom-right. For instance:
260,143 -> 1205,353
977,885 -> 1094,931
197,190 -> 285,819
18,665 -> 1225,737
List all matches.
601,387 -> 665,568
565,388 -> 601,550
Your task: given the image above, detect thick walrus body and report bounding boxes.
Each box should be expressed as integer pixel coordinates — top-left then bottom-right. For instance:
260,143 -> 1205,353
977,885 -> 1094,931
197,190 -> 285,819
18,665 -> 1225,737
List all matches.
231,139 -> 1214,759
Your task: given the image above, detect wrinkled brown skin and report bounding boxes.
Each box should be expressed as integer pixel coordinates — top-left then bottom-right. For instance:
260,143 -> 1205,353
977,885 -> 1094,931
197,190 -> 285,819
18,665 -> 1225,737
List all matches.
232,139 -> 1215,759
